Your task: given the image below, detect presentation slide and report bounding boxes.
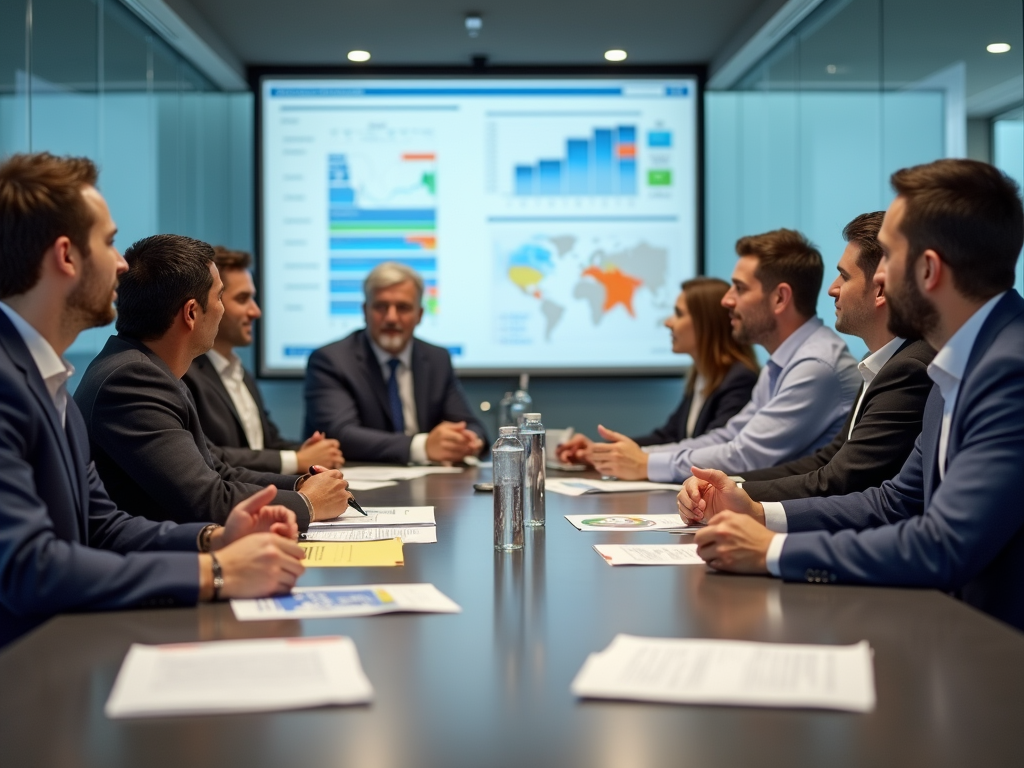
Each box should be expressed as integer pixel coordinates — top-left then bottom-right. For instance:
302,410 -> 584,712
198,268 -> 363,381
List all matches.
259,76 -> 699,375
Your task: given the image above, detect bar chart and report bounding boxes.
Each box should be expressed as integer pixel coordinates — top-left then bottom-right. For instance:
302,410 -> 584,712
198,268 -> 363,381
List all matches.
513,126 -> 638,197
327,154 -> 439,317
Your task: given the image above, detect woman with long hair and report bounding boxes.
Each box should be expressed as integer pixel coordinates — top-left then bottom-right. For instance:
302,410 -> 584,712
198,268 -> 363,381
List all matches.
557,277 -> 759,463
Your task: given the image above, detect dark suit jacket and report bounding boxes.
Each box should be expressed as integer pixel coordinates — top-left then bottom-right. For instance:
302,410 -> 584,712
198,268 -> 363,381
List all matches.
74,335 -> 310,529
742,339 -> 935,501
0,314 -> 203,648
778,291 -> 1024,630
632,361 -> 758,446
304,330 -> 486,463
184,354 -> 299,473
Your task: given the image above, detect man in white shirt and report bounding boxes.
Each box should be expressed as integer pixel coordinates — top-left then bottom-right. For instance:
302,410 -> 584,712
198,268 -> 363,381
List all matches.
184,247 -> 343,474
678,159 -> 1024,630
305,262 -> 487,464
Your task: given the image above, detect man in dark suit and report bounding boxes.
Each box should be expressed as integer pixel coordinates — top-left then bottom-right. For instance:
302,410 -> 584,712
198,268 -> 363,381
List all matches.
305,261 -> 487,464
731,211 -> 935,501
0,152 -> 306,647
184,246 -> 343,474
679,159 -> 1024,630
75,235 -> 351,529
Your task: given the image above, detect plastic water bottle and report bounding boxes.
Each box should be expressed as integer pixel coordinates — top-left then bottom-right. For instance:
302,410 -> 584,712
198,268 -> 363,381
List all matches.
509,374 -> 533,425
493,426 -> 524,551
498,391 -> 514,427
519,413 -> 546,527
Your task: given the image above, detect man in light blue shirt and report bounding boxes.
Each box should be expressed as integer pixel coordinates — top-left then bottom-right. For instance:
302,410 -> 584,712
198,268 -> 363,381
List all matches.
589,228 -> 860,482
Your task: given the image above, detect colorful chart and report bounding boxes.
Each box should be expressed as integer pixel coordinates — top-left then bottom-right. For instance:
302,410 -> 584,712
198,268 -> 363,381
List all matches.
580,517 -> 659,528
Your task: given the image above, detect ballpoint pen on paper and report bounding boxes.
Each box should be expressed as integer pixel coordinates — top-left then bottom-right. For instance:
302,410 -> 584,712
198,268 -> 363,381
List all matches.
309,465 -> 367,516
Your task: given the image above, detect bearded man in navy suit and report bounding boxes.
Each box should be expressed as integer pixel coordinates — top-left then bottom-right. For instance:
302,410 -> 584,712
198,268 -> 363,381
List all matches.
678,159 -> 1024,631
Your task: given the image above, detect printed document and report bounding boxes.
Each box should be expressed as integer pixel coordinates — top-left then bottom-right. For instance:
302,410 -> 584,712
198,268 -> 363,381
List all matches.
305,526 -> 437,544
565,514 -> 692,532
310,506 -> 435,528
345,480 -> 398,491
594,543 -> 703,565
572,635 -> 876,712
299,538 -> 404,567
546,478 -> 681,496
232,583 -> 461,621
341,466 -> 464,482
105,636 -> 373,718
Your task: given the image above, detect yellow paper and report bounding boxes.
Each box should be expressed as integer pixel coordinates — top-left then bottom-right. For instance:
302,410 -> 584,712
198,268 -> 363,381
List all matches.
299,538 -> 404,567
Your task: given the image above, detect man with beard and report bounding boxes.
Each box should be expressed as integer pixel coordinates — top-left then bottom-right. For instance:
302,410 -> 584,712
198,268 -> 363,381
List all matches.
305,261 -> 486,464
184,246 -> 344,473
583,229 -> 860,482
0,153 -> 308,647
679,159 -> 1024,631
720,212 -> 935,500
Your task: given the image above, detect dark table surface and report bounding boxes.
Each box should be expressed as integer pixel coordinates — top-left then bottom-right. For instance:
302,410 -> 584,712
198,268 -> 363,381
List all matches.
2,468 -> 1023,768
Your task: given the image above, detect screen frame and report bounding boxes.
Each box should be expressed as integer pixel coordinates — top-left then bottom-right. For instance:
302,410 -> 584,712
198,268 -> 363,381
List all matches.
250,64 -> 707,379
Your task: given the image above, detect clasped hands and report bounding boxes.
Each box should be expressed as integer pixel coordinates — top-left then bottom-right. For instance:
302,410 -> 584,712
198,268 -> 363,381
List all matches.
677,467 -> 776,575
426,420 -> 483,464
556,425 -> 650,480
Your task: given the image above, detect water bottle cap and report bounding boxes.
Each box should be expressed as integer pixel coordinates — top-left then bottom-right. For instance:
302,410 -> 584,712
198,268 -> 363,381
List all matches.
524,413 -> 541,419
498,426 -> 519,435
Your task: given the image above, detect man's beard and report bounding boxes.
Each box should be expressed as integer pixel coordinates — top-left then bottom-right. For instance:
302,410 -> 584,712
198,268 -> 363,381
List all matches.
67,259 -> 116,329
376,327 -> 408,353
887,257 -> 938,339
834,290 -> 873,336
732,303 -> 777,345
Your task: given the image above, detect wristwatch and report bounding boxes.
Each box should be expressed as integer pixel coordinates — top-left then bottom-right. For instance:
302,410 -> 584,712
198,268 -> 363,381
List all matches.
210,553 -> 224,601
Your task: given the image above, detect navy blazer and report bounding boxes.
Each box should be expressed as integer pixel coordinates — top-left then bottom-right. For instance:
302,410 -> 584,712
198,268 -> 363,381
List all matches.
778,291 -> 1024,630
304,330 -> 486,463
184,354 -> 300,473
632,361 -> 758,445
0,313 -> 202,648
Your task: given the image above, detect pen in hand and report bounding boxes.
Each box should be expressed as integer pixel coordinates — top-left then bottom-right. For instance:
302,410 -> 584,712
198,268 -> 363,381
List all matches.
308,465 -> 366,516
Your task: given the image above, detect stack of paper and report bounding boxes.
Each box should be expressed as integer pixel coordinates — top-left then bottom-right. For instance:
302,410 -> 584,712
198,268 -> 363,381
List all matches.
343,466 -> 464,482
546,478 -> 681,496
594,543 -> 704,565
298,538 -> 404,567
232,583 -> 462,621
565,514 -> 697,532
572,635 -> 876,712
307,506 -> 437,544
105,636 -> 373,718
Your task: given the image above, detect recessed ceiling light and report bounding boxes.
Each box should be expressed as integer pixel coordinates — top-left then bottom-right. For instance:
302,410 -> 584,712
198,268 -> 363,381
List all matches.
604,49 -> 627,62
987,43 -> 1011,53
347,50 -> 371,62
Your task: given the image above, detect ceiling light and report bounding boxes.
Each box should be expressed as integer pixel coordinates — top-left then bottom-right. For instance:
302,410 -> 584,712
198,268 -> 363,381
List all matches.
465,14 -> 482,38
987,43 -> 1011,54
604,49 -> 627,62
347,50 -> 371,62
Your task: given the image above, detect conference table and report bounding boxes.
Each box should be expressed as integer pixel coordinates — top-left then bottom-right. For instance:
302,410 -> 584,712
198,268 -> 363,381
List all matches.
2,467 -> 1023,768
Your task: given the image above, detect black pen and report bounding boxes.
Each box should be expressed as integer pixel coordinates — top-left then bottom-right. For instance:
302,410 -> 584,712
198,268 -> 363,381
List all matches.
308,465 -> 367,516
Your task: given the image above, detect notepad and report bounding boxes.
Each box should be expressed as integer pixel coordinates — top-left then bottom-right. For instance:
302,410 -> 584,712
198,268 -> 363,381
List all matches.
105,636 -> 373,718
310,506 -> 435,528
299,538 -> 404,567
305,526 -> 437,544
231,583 -> 462,621
594,543 -> 704,565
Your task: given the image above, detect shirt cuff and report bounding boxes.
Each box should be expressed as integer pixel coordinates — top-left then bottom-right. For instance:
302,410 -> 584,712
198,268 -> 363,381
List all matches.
645,451 -> 679,482
279,450 -> 298,475
762,501 -> 789,533
410,432 -> 430,465
765,533 -> 787,577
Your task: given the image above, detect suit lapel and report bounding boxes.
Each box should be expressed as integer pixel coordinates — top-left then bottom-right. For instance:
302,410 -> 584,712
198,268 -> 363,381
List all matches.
198,355 -> 246,433
63,404 -> 94,540
410,340 -> 429,433
358,332 -> 397,428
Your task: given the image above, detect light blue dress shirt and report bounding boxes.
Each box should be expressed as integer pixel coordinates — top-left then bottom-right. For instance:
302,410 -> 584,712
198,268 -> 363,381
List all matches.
646,317 -> 860,483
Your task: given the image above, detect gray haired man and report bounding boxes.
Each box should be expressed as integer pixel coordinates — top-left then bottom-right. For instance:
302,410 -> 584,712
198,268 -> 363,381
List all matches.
304,262 -> 487,464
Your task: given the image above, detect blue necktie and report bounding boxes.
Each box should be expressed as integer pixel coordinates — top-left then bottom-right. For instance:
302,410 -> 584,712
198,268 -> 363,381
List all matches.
387,358 -> 405,434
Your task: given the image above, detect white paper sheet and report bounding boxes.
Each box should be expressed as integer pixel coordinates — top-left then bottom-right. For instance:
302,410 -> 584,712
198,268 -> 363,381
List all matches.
546,478 -> 680,496
305,526 -> 438,544
594,543 -> 703,565
572,635 -> 876,712
565,514 -> 691,532
105,636 -> 373,718
345,480 -> 399,491
231,583 -> 462,621
342,466 -> 464,481
310,506 -> 436,528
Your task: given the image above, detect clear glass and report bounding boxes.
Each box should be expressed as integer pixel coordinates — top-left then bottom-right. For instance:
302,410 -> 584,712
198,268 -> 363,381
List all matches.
509,389 -> 532,425
493,426 -> 524,551
519,413 -> 546,527
498,391 -> 514,427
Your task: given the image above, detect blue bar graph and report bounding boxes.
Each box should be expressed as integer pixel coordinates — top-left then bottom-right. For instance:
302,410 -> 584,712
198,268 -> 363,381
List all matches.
513,126 -> 637,197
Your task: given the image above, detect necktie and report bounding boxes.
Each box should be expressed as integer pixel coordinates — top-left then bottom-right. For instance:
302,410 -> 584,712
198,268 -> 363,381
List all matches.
387,358 -> 405,434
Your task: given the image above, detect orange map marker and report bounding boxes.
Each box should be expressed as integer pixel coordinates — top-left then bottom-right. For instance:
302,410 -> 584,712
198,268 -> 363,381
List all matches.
582,265 -> 643,317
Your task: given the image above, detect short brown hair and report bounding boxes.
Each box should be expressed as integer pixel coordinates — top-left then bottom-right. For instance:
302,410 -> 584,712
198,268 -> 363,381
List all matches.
891,159 -> 1023,300
843,211 -> 886,280
681,277 -> 759,398
735,228 -> 823,318
212,245 -> 251,273
0,152 -> 98,298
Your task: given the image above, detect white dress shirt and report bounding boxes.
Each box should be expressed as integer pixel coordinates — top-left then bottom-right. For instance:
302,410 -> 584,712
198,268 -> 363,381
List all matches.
0,302 -> 74,427
367,338 -> 430,465
762,294 -> 1006,576
847,336 -> 905,440
206,349 -> 298,474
